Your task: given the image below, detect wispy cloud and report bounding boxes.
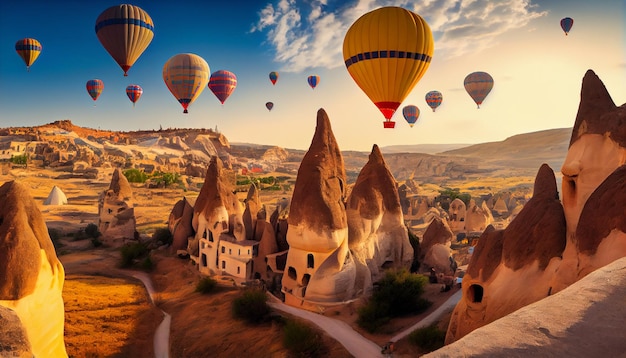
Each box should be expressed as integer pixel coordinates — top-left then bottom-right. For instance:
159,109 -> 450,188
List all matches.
251,0 -> 547,72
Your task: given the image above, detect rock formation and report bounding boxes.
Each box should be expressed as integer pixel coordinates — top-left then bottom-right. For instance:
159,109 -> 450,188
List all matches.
0,306 -> 33,356
0,181 -> 67,357
282,108 -> 357,304
242,184 -> 260,241
346,144 -> 413,295
168,196 -> 196,252
444,70 -> 626,345
464,199 -> 493,234
44,185 -> 68,205
98,168 -> 136,244
420,217 -> 455,275
447,198 -> 466,233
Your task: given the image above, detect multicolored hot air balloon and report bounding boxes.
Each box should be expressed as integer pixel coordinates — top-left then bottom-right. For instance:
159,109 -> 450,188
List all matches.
95,4 -> 154,76
307,75 -> 320,90
86,79 -> 104,103
402,105 -> 420,127
15,38 -> 42,71
162,53 -> 210,114
208,70 -> 237,104
343,6 -> 434,128
126,84 -> 143,107
560,17 -> 574,36
425,91 -> 443,112
269,71 -> 279,85
464,72 -> 494,109
266,102 -> 274,111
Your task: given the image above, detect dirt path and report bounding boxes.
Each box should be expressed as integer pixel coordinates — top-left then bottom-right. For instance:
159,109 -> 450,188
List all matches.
131,272 -> 171,358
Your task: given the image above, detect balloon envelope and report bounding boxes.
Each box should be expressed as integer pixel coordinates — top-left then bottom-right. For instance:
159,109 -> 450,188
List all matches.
208,70 -> 237,104
560,17 -> 574,35
126,84 -> 143,106
269,71 -> 278,85
86,79 -> 104,101
425,91 -> 442,112
343,6 -> 434,128
464,72 -> 494,108
162,53 -> 210,113
402,105 -> 420,127
266,102 -> 274,111
307,75 -> 320,89
15,38 -> 42,71
95,4 -> 154,76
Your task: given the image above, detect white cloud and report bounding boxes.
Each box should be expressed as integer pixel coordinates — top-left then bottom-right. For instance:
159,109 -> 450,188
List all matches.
252,0 -> 547,72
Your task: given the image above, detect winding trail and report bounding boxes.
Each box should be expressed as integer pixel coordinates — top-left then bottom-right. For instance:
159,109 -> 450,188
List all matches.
130,272 -> 171,358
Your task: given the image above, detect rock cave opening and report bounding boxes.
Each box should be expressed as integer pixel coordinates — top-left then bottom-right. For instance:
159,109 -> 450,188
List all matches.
469,284 -> 484,303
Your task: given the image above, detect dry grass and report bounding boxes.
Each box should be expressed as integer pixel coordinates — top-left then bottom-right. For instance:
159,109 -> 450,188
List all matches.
63,274 -> 162,358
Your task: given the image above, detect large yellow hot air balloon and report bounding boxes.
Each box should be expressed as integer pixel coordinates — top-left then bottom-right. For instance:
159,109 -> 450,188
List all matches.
343,6 -> 434,128
162,53 -> 210,113
95,4 -> 154,76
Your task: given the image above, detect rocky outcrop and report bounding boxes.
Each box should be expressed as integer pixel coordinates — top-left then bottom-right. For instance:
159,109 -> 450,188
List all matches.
464,200 -> 493,234
168,196 -> 196,252
445,164 -> 566,343
98,168 -> 136,244
447,198 -> 466,233
346,144 -> 413,295
0,181 -> 67,357
431,257 -> 626,357
243,184 -> 260,241
282,108 -> 356,304
0,306 -> 32,356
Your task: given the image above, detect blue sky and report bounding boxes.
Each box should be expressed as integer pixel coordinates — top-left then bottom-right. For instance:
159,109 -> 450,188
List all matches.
1,0 -> 624,151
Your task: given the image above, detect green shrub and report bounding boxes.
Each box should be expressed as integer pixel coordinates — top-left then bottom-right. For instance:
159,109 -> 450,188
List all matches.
232,288 -> 270,324
357,269 -> 432,333
119,242 -> 149,268
91,237 -> 103,248
123,168 -> 149,183
282,319 -> 325,357
48,228 -> 64,249
85,223 -> 101,239
140,256 -> 154,271
10,154 -> 27,165
408,324 -> 446,352
195,276 -> 218,294
153,227 -> 173,246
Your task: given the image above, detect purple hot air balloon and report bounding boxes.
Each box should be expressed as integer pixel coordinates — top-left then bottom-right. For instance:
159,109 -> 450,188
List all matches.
560,17 -> 574,36
266,101 -> 274,111
208,70 -> 237,104
425,91 -> 443,112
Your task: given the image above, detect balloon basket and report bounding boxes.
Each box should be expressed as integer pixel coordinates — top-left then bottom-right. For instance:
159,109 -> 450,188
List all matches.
383,121 -> 395,129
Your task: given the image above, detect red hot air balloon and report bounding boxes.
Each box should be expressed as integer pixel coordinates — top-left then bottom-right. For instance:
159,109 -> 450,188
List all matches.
425,91 -> 442,112
126,85 -> 143,107
208,70 -> 237,104
307,75 -> 320,89
266,102 -> 274,111
269,71 -> 279,85
560,17 -> 574,36
86,79 -> 104,103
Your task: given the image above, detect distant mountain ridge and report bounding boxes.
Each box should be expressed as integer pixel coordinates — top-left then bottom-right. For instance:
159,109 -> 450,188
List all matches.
380,143 -> 472,154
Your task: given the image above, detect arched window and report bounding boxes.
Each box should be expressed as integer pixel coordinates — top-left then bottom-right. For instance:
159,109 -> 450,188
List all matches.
307,254 -> 314,268
288,266 -> 297,280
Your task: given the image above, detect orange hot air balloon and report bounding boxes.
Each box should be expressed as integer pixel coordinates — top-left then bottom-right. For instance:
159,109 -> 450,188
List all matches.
343,6 -> 434,128
15,38 -> 42,71
95,4 -> 154,76
162,53 -> 210,113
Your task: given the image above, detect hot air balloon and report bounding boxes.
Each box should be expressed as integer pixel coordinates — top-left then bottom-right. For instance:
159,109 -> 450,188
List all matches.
402,105 -> 420,127
95,4 -> 154,76
15,38 -> 42,71
425,91 -> 442,112
343,6 -> 434,128
208,70 -> 237,104
269,71 -> 279,85
126,85 -> 143,107
464,72 -> 494,109
162,53 -> 210,113
86,79 -> 104,103
560,17 -> 574,36
266,102 -> 274,111
307,75 -> 320,89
